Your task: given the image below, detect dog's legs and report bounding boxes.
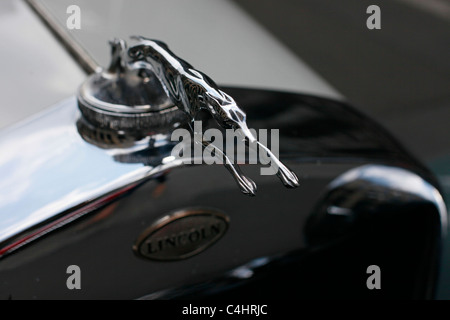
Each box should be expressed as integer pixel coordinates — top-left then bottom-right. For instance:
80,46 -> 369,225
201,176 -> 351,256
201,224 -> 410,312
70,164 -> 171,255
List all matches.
188,119 -> 257,196
200,139 -> 257,196
240,129 -> 299,188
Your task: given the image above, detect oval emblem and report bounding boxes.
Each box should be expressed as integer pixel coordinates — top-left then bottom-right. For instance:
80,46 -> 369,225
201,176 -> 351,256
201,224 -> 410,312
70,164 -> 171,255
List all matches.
134,208 -> 229,261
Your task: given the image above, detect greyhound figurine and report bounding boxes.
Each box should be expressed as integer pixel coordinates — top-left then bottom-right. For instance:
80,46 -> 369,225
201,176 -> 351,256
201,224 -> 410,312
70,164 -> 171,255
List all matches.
125,36 -> 299,195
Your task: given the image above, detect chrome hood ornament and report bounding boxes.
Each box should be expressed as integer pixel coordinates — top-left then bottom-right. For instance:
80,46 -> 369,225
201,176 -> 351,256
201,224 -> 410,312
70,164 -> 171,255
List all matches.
0,34 -> 446,296
78,36 -> 299,195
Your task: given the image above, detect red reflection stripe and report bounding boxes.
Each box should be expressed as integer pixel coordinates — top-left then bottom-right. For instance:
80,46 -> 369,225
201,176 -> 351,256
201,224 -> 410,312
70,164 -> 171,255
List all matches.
0,183 -> 137,257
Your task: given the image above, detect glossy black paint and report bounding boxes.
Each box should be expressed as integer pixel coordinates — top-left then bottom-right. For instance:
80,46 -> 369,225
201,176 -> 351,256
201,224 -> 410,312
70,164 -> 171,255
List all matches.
0,88 -> 445,299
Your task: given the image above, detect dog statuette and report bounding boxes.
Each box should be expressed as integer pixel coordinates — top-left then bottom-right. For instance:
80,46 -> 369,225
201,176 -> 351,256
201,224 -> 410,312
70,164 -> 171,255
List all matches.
82,37 -> 299,196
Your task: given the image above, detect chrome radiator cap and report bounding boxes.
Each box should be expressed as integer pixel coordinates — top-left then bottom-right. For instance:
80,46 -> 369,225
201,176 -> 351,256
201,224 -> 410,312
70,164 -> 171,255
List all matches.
77,38 -> 185,133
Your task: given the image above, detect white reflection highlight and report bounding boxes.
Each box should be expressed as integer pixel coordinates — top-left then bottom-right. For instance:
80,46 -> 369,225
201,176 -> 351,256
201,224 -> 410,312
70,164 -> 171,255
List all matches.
0,99 -> 151,243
